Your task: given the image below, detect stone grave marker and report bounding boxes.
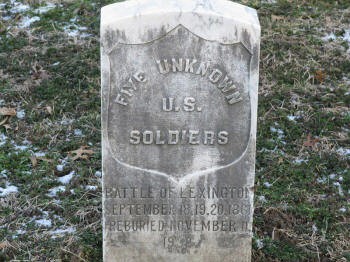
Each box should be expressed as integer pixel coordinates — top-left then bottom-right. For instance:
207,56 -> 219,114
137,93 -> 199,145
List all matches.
101,0 -> 260,261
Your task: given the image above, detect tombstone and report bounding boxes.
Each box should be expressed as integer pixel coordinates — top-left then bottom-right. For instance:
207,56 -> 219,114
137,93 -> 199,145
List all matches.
101,0 -> 260,261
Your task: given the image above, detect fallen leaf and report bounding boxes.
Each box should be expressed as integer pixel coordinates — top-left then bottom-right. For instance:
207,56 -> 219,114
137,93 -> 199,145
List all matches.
69,146 -> 94,161
2,124 -> 11,130
37,157 -> 53,163
32,70 -> 49,81
0,241 -> 9,249
31,156 -> 53,166
0,107 -> 16,116
314,70 -> 326,83
303,134 -> 320,148
30,156 -> 38,167
31,61 -> 50,81
46,106 -> 53,115
0,108 -> 16,126
271,15 -> 284,22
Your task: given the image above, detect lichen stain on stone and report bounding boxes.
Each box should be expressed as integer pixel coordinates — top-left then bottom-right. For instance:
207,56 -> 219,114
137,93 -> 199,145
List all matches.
241,29 -> 252,51
251,44 -> 260,70
104,28 -> 127,49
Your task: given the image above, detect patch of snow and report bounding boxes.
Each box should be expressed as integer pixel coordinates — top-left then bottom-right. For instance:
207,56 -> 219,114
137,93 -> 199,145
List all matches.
16,109 -> 25,119
34,3 -> 56,14
312,224 -> 318,233
18,16 -> 40,28
294,158 -> 308,164
50,226 -> 76,239
339,207 -> 346,213
95,171 -> 102,178
323,30 -> 350,45
270,126 -> 285,144
53,199 -> 61,204
34,152 -> 46,157
1,170 -> 7,178
333,182 -> 344,196
0,182 -> 19,197
22,139 -> 31,145
80,32 -> 92,38
263,182 -> 272,188
35,218 -> 52,227
12,228 -> 27,239
256,238 -> 264,249
53,215 -> 63,222
13,144 -> 30,151
0,133 -> 7,147
317,177 -> 327,184
56,164 -> 64,172
47,186 -> 65,197
16,229 -> 26,235
259,147 -> 286,157
342,29 -> 350,43
57,171 -> 74,184
337,148 -> 350,157
85,185 -> 97,191
56,158 -> 68,172
260,147 -> 274,153
2,16 -> 11,21
270,126 -> 284,136
10,2 -> 30,13
64,28 -> 79,37
338,176 -> 343,182
61,118 -> 74,125
74,129 -> 83,137
258,195 -> 267,203
329,173 -> 337,180
287,115 -> 298,122
52,62 -> 60,66
88,142 -> 93,146
70,189 -> 75,195
0,3 -> 6,10
322,32 -> 337,42
63,23 -> 91,38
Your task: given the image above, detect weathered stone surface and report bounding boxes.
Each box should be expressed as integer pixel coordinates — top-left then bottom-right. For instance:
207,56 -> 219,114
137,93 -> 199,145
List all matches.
101,0 -> 260,261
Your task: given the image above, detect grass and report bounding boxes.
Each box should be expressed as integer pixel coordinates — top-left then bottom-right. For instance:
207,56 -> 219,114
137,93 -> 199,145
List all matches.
0,0 -> 349,261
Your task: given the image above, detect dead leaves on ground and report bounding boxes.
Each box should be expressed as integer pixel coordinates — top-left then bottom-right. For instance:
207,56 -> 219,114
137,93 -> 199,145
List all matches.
45,106 -> 53,115
0,107 -> 16,117
0,241 -> 9,249
0,107 -> 16,127
68,146 -> 94,161
31,62 -> 50,82
314,70 -> 326,84
303,134 -> 320,148
30,146 -> 95,167
30,155 -> 54,167
16,62 -> 50,93
271,15 -> 285,22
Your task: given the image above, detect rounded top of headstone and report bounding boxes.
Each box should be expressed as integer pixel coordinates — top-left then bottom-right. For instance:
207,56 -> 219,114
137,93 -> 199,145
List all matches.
101,0 -> 260,48
101,0 -> 260,28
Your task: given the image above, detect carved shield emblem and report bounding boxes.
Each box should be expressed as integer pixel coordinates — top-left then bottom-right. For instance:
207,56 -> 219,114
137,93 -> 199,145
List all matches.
106,25 -> 252,179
